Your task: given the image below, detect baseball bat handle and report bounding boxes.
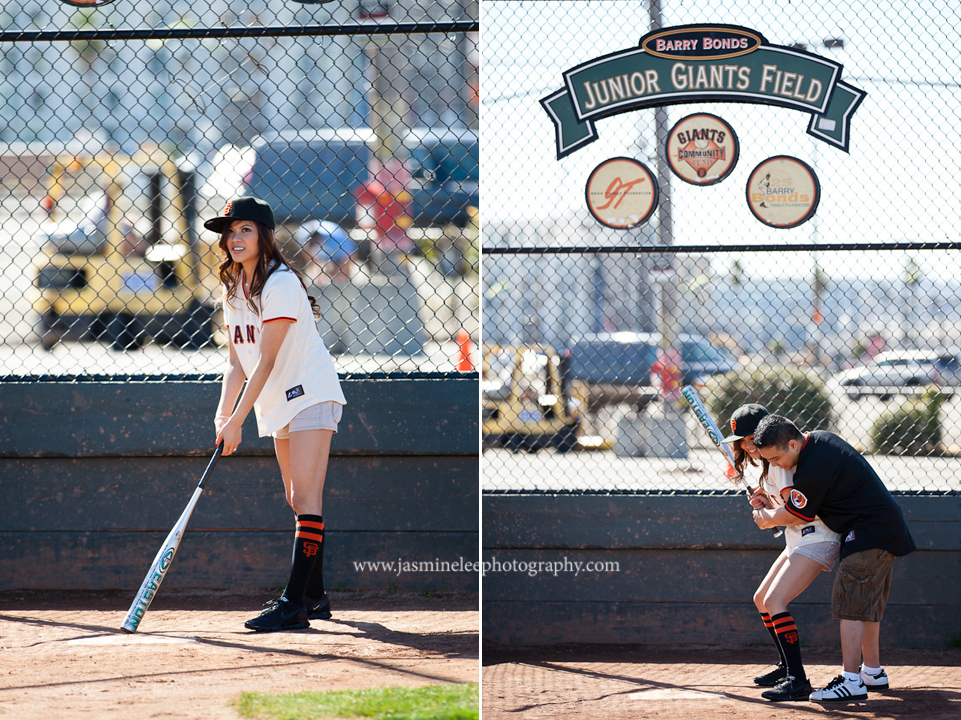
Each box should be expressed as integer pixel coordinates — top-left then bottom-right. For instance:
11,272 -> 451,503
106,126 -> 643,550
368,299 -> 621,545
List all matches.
198,442 -> 224,491
738,479 -> 784,538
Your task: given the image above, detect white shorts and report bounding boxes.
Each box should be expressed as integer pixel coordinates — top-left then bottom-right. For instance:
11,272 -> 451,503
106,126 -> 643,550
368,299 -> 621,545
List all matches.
789,540 -> 840,573
272,401 -> 343,439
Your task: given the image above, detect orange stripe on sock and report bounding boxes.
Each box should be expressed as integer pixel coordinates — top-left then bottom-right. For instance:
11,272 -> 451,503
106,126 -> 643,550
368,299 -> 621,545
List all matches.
298,520 -> 325,530
297,531 -> 324,543
772,616 -> 797,632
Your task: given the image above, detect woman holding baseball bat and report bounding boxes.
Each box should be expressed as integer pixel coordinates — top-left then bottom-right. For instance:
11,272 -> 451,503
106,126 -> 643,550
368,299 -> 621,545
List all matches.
723,403 -> 841,702
208,197 -> 347,632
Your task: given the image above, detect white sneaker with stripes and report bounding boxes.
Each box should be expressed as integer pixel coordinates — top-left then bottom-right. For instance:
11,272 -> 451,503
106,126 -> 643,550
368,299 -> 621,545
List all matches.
809,675 -> 868,703
860,666 -> 889,691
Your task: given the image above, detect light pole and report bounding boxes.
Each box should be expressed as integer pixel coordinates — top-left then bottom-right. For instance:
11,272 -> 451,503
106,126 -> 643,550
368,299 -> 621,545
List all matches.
648,0 -> 680,407
792,38 -> 846,369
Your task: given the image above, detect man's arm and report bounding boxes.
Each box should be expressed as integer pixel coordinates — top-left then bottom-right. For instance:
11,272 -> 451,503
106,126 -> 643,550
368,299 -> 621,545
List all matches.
753,505 -> 810,530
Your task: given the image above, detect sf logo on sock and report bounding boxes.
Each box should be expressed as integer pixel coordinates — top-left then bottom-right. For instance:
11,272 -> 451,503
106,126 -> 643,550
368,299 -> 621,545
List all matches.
303,542 -> 319,557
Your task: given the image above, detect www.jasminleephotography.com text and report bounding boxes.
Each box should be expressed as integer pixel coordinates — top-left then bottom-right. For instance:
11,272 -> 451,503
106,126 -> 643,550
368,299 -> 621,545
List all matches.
351,556 -> 620,578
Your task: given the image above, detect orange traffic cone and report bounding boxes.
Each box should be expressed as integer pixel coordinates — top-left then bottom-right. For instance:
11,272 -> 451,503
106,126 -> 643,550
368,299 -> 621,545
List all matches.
456,329 -> 474,372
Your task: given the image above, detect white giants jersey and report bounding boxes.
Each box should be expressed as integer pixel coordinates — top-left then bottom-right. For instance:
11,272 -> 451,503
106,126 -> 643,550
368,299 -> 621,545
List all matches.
762,465 -> 841,550
223,265 -> 346,436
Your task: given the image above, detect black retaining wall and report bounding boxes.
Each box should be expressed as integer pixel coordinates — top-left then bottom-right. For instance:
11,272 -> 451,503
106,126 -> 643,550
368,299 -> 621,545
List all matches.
483,493 -> 960,649
0,378 -> 479,593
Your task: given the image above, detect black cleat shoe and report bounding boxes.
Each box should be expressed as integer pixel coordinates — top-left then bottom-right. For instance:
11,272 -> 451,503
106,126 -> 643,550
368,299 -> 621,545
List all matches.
754,665 -> 788,687
306,593 -> 332,620
762,675 -> 813,702
244,597 -> 310,632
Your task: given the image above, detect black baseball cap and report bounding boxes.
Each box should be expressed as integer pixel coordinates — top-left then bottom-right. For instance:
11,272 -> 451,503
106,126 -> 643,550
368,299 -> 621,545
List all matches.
204,197 -> 275,233
721,403 -> 770,443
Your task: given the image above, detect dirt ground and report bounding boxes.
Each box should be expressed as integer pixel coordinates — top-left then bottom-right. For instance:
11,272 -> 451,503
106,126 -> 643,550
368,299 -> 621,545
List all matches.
0,589 -> 478,720
483,643 -> 961,719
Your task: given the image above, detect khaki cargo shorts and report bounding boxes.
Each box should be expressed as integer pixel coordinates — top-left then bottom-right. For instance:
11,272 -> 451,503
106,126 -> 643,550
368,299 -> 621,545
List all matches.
832,548 -> 895,622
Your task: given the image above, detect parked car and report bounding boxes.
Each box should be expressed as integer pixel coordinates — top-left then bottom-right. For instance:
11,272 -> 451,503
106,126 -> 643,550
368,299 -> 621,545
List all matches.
230,128 -> 375,225
836,350 -> 961,398
202,126 -> 478,228
563,331 -> 736,414
402,127 -> 478,228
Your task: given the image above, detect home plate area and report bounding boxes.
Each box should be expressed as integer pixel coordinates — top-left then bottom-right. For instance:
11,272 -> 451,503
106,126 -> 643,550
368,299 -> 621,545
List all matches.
627,688 -> 727,700
482,644 -> 961,720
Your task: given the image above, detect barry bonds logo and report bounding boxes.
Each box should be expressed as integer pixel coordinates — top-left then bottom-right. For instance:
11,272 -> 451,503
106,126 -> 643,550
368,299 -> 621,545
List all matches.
746,156 -> 820,228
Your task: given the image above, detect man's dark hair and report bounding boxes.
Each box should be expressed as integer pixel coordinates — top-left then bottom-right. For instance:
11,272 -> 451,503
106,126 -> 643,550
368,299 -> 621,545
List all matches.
753,415 -> 804,449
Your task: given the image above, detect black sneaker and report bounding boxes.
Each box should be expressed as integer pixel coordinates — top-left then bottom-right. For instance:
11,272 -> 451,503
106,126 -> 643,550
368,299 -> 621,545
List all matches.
761,675 -> 813,702
244,598 -> 309,632
306,593 -> 332,620
754,665 -> 788,687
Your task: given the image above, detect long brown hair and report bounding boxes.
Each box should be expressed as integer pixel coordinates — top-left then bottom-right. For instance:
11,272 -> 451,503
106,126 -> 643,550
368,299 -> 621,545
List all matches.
732,439 -> 770,490
217,220 -> 319,318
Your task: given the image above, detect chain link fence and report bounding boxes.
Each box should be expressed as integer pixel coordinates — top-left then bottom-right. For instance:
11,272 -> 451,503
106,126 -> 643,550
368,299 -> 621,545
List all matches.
482,0 -> 961,495
0,1 -> 478,380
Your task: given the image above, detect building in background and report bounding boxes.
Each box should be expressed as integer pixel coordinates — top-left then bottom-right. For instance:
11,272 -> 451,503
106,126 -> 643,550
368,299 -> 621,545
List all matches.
0,0 -> 477,198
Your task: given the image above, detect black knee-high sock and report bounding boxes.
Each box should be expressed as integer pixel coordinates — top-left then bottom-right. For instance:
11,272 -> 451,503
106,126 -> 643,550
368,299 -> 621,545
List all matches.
282,514 -> 323,605
771,612 -> 806,681
761,612 -> 787,668
304,516 -> 327,603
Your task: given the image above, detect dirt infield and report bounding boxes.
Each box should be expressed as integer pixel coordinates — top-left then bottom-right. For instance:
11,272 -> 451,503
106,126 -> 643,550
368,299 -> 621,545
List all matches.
0,589 -> 478,720
483,644 -> 961,719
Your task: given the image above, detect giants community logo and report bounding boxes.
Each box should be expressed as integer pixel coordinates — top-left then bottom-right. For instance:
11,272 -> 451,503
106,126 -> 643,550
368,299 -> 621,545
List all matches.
542,24 -> 865,159
585,157 -> 658,229
746,156 -> 820,229
666,113 -> 739,185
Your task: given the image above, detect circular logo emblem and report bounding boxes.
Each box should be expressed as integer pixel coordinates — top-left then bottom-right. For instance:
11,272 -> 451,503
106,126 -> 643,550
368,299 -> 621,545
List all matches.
746,156 -> 820,228
790,489 -> 808,509
666,113 -> 739,185
160,548 -> 175,572
585,157 -> 659,229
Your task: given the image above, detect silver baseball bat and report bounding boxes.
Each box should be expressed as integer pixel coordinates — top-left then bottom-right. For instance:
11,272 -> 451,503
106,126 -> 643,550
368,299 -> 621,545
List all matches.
681,386 -> 782,538
121,444 -> 223,633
